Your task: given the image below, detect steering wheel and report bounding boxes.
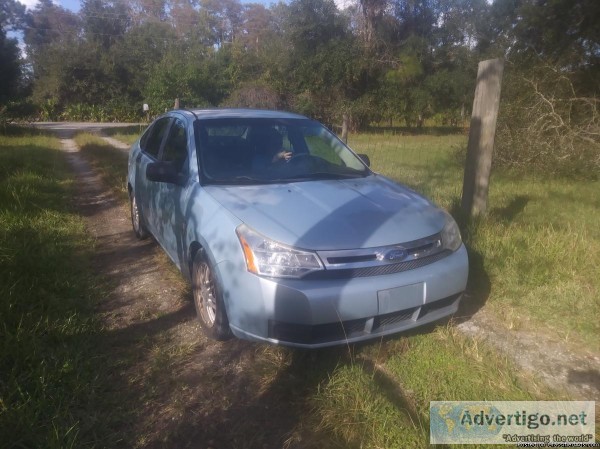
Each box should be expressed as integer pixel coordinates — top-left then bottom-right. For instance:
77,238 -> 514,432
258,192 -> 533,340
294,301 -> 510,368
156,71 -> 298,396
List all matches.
286,152 -> 312,163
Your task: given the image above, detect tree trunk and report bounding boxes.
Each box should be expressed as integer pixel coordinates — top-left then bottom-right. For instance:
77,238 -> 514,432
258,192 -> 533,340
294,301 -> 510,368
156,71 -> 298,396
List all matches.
417,114 -> 424,128
341,113 -> 349,143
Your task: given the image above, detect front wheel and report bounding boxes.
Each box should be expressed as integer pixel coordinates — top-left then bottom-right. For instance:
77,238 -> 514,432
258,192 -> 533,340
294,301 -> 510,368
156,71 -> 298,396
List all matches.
130,191 -> 149,240
192,250 -> 231,340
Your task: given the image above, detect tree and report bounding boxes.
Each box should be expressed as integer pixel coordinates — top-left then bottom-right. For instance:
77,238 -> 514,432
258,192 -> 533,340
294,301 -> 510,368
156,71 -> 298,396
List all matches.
200,0 -> 242,47
0,31 -> 21,104
0,0 -> 26,32
0,0 -> 26,104
358,0 -> 388,46
239,3 -> 273,52
81,0 -> 130,49
25,1 -> 81,104
513,0 -> 599,94
286,0 -> 346,54
111,21 -> 179,102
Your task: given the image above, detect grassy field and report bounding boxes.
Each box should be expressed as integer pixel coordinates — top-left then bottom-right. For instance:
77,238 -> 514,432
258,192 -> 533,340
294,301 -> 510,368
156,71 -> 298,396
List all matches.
0,128 -> 584,449
0,130 -> 116,447
2,127 -> 588,447
348,131 -> 600,351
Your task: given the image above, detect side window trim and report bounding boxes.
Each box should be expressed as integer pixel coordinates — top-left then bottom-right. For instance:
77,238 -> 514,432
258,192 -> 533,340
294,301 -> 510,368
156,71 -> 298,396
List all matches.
139,123 -> 153,152
159,117 -> 190,178
155,118 -> 174,160
157,116 -> 187,162
142,117 -> 173,160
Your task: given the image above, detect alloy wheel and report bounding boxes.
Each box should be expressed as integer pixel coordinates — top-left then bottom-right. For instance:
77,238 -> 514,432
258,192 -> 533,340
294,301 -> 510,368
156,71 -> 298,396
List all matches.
194,262 -> 217,327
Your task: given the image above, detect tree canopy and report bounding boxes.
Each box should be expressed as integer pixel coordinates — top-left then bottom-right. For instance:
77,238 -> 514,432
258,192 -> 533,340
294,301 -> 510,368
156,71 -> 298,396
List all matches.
0,0 -> 597,130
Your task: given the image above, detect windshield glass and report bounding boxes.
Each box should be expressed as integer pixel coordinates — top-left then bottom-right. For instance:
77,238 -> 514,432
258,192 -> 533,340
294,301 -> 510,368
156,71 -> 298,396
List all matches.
194,118 -> 369,184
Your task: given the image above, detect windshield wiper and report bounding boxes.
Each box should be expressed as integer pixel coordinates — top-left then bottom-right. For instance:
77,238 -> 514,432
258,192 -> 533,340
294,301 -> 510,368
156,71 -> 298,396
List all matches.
209,175 -> 301,185
208,175 -> 267,185
207,172 -> 366,185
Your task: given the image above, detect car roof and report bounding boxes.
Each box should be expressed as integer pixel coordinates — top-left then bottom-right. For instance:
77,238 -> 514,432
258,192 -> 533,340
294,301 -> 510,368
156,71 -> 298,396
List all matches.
176,108 -> 309,120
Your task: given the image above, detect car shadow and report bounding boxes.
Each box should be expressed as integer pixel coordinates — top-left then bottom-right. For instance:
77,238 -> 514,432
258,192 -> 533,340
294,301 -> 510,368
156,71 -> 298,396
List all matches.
160,347 -> 354,449
449,198 -> 491,321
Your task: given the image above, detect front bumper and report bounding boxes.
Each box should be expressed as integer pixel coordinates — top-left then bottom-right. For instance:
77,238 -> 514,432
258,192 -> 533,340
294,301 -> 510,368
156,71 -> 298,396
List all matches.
218,244 -> 468,348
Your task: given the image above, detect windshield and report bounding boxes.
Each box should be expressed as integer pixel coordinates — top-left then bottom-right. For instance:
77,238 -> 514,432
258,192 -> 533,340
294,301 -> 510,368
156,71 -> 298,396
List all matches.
194,118 -> 369,184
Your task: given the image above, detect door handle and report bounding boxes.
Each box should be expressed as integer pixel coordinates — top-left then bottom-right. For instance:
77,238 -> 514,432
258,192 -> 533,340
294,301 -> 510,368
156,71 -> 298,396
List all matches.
136,153 -> 142,163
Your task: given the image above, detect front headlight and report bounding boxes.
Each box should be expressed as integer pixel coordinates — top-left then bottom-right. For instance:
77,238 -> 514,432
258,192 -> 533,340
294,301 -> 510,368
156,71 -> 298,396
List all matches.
236,224 -> 324,278
441,212 -> 462,252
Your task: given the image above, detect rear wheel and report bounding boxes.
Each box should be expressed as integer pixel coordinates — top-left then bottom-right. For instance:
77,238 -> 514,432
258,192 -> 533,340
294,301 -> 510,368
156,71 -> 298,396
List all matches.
192,250 -> 231,340
130,191 -> 149,240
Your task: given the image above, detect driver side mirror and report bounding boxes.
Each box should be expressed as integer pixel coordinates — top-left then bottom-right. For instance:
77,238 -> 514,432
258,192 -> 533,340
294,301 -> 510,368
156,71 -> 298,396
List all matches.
358,154 -> 370,167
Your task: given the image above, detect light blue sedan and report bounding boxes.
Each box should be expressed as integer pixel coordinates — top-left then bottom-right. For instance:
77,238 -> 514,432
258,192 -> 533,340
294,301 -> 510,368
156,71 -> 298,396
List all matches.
127,109 -> 468,348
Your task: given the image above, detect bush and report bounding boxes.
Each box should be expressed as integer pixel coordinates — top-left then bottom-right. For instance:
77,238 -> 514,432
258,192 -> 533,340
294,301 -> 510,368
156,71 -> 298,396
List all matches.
223,83 -> 283,110
60,102 -> 143,122
495,64 -> 600,178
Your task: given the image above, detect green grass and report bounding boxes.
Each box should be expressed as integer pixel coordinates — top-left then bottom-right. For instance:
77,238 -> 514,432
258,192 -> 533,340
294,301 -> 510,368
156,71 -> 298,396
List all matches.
0,130 -> 115,447
348,131 -> 600,350
108,132 -> 139,145
348,133 -> 466,206
300,327 -> 543,449
74,133 -> 129,201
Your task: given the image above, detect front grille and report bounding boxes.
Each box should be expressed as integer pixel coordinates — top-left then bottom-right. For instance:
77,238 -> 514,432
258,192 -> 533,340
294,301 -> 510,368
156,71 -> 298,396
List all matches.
304,250 -> 451,280
269,317 -> 367,344
327,254 -> 378,264
418,293 -> 460,318
374,308 -> 418,328
268,293 -> 462,345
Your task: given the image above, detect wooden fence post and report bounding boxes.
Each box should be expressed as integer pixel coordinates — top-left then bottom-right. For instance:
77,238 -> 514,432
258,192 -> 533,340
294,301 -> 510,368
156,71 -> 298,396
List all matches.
461,58 -> 504,217
174,98 -> 180,109
341,113 -> 349,143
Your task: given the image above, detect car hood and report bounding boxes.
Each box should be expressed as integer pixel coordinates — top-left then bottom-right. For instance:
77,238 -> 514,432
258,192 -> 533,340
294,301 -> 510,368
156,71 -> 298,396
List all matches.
205,175 -> 446,250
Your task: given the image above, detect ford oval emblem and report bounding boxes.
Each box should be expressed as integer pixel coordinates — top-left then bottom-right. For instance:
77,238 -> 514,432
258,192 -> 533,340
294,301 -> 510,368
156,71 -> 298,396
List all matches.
385,248 -> 408,261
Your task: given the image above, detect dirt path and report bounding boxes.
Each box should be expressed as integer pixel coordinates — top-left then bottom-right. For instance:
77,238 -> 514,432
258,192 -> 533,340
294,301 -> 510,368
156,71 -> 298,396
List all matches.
58,133 -> 188,333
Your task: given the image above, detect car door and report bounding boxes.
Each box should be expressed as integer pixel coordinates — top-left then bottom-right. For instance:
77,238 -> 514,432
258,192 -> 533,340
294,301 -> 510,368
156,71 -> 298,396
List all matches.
154,117 -> 191,269
135,116 -> 172,236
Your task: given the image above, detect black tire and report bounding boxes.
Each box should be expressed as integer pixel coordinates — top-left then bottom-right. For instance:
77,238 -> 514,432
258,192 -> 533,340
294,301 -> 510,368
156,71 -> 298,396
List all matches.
192,250 -> 231,340
130,191 -> 149,240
